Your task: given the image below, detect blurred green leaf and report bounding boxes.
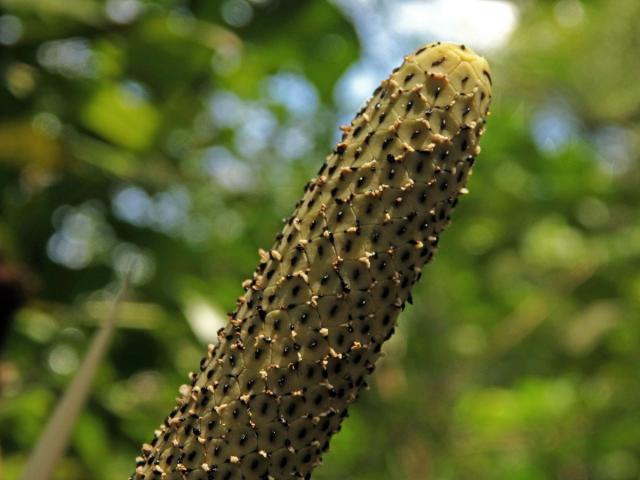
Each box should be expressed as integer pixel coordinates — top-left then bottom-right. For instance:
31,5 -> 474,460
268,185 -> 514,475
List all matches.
81,83 -> 159,151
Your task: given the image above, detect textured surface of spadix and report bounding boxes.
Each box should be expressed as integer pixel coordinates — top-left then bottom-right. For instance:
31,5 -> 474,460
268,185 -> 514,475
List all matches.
132,42 -> 492,480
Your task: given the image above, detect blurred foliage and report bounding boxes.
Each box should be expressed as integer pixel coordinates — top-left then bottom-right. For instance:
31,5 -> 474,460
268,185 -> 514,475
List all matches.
1,0 -> 639,479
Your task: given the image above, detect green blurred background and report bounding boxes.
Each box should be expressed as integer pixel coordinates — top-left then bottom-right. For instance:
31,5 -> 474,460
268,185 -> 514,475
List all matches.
1,0 -> 639,478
